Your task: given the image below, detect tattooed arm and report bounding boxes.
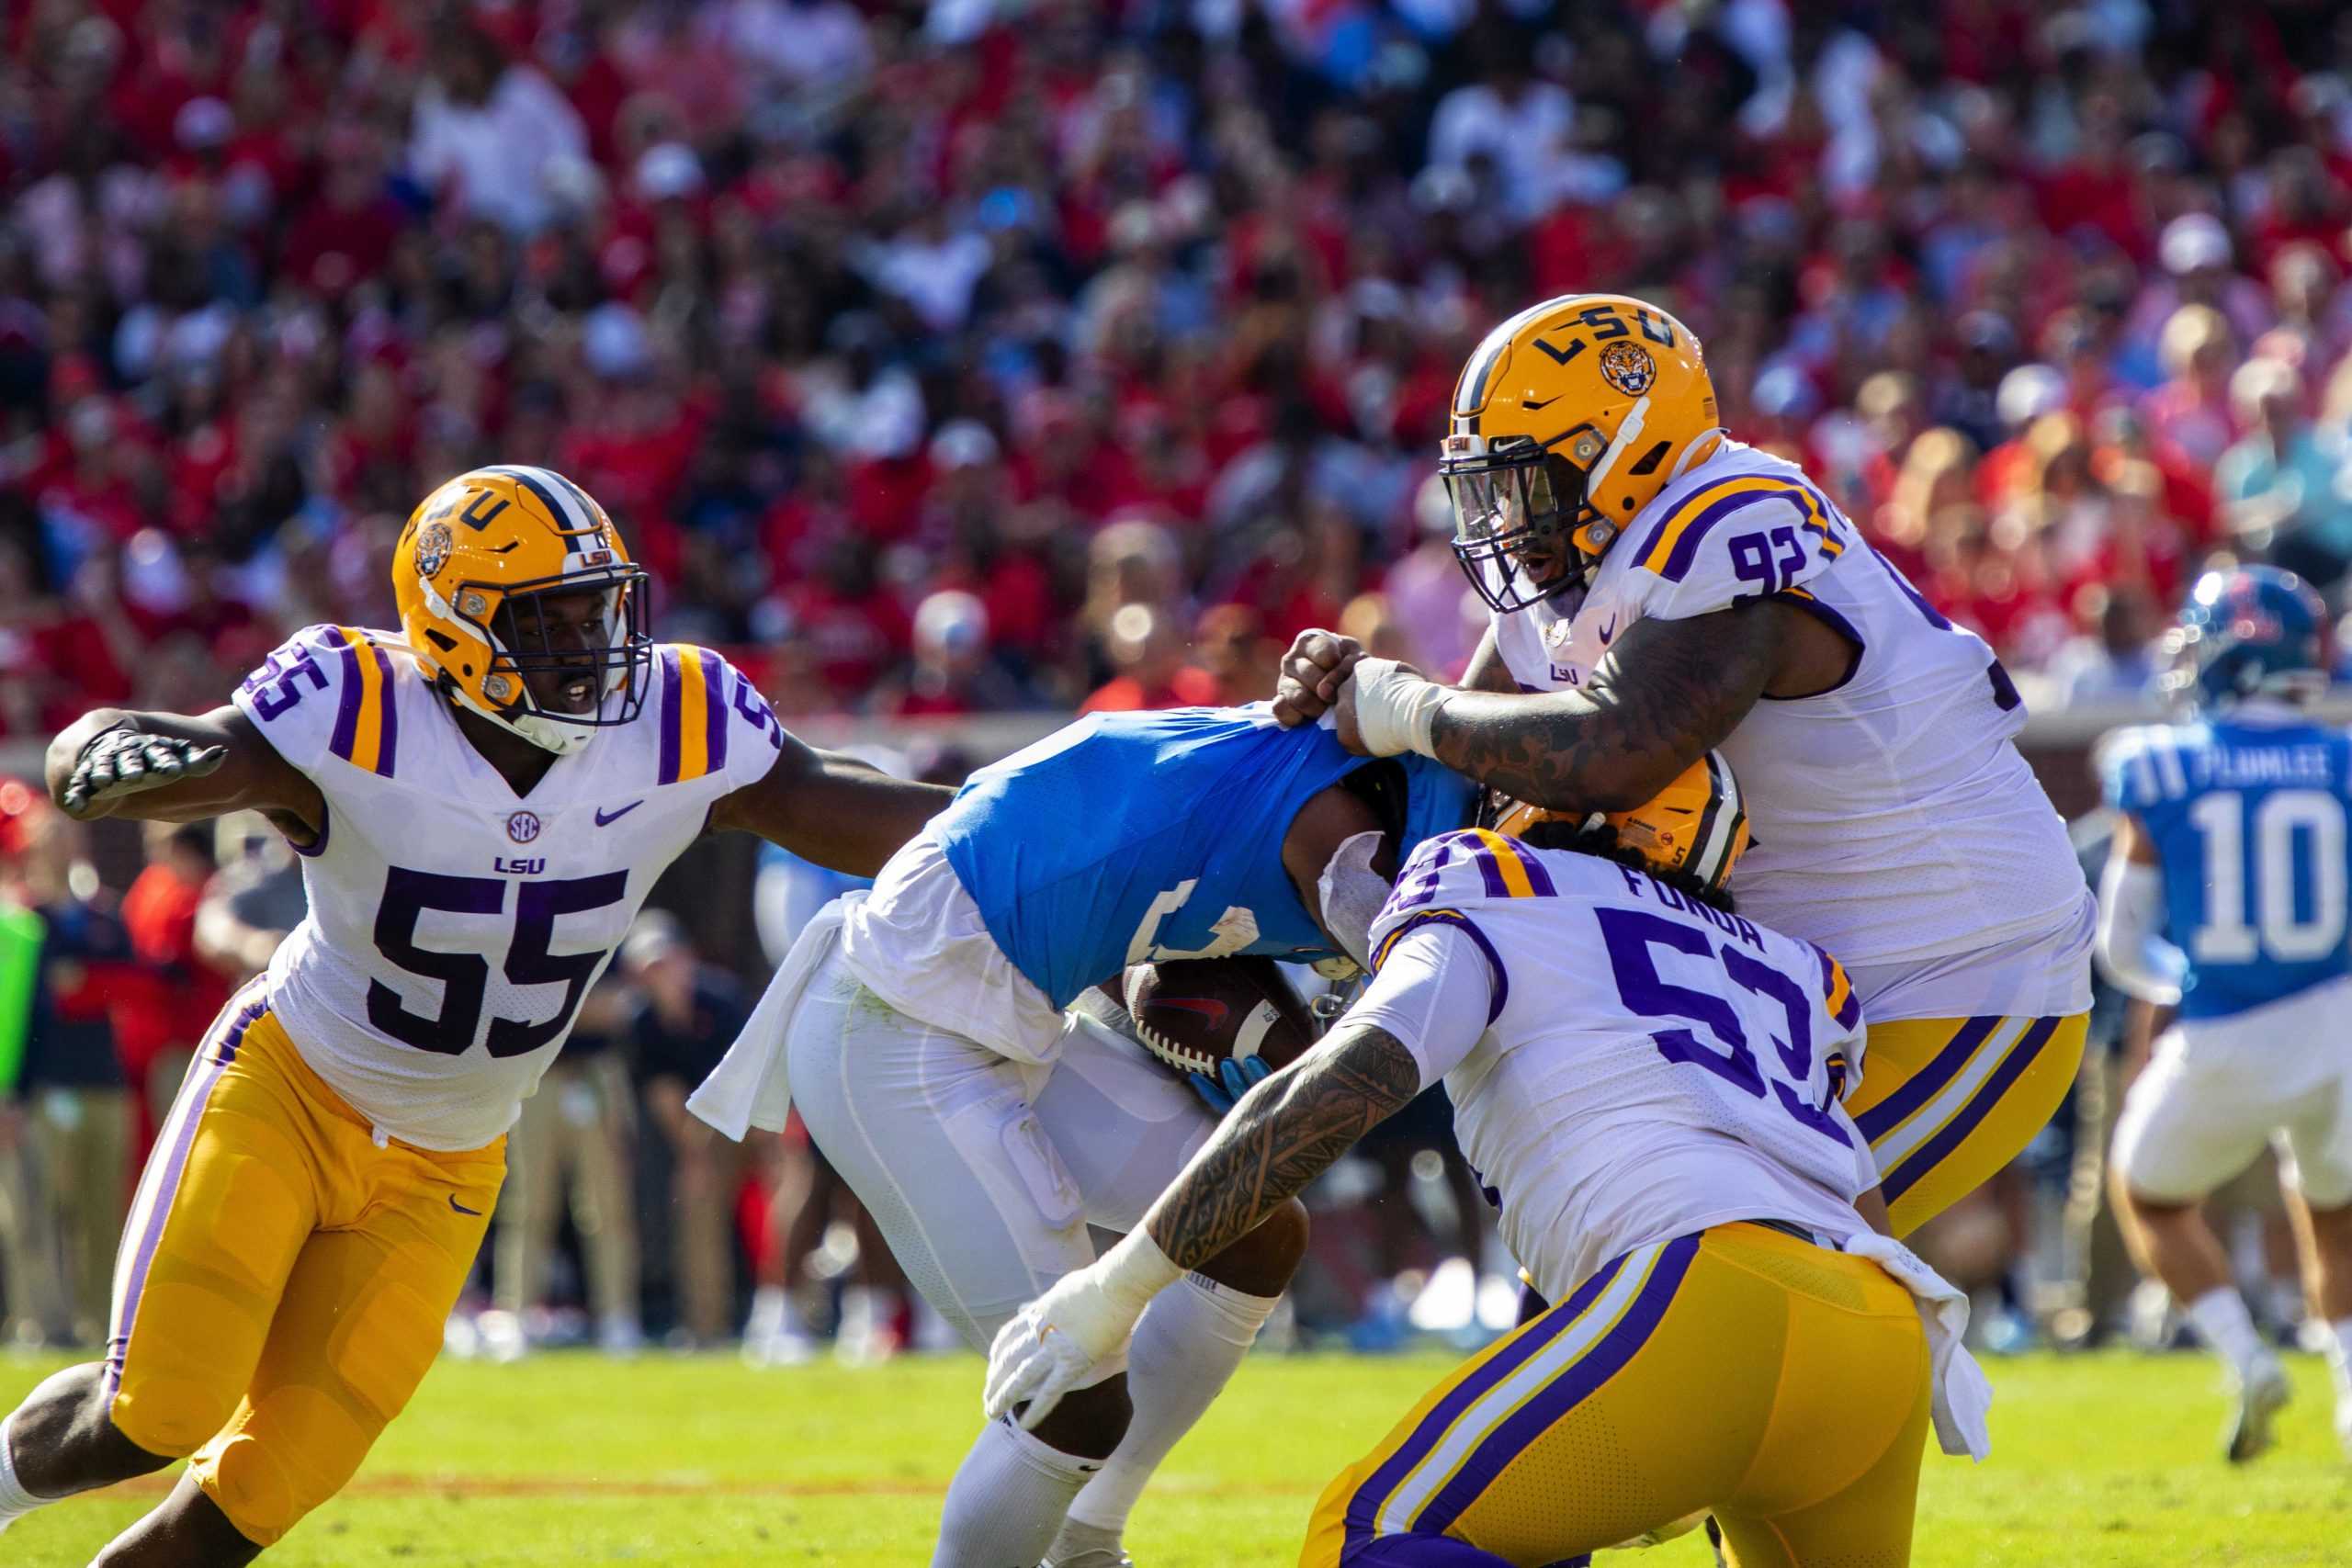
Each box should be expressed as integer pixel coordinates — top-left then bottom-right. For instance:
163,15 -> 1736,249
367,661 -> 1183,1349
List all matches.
1144,1021 -> 1422,1269
1423,599 -> 1791,812
986,928 -> 1486,1427
984,1022 -> 1426,1425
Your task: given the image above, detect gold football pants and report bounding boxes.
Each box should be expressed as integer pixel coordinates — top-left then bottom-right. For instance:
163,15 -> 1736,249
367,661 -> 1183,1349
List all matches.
1847,1013 -> 2088,1236
1302,1223 -> 1930,1568
106,981 -> 503,1545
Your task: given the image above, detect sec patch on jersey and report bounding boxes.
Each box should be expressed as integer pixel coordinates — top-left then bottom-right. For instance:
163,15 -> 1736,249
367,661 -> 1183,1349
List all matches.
1124,956 -> 1316,1079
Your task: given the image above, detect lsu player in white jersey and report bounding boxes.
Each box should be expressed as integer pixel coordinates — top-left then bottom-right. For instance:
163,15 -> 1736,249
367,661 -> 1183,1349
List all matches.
0,467 -> 948,1563
986,756 -> 1989,1568
1275,293 -> 2094,1239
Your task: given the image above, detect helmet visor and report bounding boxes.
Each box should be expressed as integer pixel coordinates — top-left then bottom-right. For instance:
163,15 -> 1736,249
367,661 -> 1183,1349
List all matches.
1442,438 -> 1591,615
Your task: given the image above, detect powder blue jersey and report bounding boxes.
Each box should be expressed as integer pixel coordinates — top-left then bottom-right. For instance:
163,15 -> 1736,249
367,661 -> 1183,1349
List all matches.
2102,715 -> 2352,1021
936,706 -> 1475,1008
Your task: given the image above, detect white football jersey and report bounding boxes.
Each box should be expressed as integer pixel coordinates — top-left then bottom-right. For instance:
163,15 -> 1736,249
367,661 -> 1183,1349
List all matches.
1356,829 -> 1878,1299
231,625 -> 786,1150
1490,439 -> 2091,1019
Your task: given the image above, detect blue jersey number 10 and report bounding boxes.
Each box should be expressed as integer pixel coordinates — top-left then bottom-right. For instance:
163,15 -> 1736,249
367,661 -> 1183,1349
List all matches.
2186,789 -> 2347,964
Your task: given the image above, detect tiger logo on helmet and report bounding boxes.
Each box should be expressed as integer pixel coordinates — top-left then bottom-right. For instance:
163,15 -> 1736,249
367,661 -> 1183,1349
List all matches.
1488,751 -> 1749,903
390,466 -> 653,756
1442,293 -> 1721,614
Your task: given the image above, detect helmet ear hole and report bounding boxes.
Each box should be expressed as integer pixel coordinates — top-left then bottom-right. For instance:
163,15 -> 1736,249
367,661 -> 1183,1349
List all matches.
1626,440 -> 1670,478
424,629 -> 458,652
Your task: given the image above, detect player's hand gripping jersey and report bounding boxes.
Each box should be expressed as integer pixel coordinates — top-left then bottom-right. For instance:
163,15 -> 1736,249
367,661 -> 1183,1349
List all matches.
925,706 -> 1473,1010
1360,827 -> 1873,1299
232,624 -> 783,1148
1492,437 -> 2087,998
2102,714 -> 2352,1021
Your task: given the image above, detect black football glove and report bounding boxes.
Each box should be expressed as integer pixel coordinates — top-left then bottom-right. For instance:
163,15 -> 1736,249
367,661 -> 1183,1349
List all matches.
58,728 -> 227,818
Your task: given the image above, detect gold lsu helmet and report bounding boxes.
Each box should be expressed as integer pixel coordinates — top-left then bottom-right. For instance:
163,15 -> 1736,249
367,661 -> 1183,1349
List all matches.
391,466 -> 653,756
1442,293 -> 1721,613
1491,750 -> 1750,900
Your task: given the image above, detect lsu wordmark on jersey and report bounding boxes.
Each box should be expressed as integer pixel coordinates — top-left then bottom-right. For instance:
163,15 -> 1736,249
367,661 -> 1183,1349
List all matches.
1443,292 -> 2092,1237
104,622 -> 781,1545
0,463 -> 951,1563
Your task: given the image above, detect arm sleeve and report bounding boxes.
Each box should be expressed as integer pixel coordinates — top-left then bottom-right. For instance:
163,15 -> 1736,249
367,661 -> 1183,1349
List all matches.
2095,852 -> 2187,1006
1344,920 -> 1497,1084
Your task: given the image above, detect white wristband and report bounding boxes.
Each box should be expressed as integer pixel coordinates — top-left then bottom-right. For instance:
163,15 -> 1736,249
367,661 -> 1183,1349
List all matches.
1351,657 -> 1446,758
1098,1226 -> 1185,1317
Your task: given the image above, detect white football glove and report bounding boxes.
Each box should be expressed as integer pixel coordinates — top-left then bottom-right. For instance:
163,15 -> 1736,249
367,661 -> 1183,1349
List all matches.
1347,657 -> 1445,758
983,1232 -> 1181,1429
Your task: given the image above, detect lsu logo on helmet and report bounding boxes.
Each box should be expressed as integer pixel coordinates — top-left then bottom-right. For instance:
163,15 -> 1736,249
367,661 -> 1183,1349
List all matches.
1597,340 -> 1657,397
413,521 -> 455,579
1441,293 -> 1721,614
392,466 -> 653,757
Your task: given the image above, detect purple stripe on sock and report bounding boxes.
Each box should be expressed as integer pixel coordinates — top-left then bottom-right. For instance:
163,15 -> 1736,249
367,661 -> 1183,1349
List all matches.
371,644 -> 399,776
1343,1252 -> 1629,1551
657,650 -> 683,785
104,987 -> 265,1399
700,649 -> 727,776
1409,1234 -> 1702,1537
1882,1018 -> 2063,1204
1852,1016 -> 2003,1144
325,629 -> 362,761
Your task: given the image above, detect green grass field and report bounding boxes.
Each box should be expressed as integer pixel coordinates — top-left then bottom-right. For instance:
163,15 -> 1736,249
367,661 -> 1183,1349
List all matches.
6,1348 -> 2348,1565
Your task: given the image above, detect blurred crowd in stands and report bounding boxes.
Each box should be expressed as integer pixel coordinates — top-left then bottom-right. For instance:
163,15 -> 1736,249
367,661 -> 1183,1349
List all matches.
5,0 -> 2352,1359
6,0 -> 2352,737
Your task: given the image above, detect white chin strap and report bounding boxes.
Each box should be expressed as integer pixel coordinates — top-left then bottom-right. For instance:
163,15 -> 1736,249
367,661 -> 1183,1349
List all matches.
443,679 -> 595,756
1582,397 -> 1649,501
420,578 -> 614,757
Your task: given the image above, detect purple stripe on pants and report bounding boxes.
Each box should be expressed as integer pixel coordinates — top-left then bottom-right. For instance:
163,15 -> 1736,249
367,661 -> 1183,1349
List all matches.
104,987 -> 268,1398
1343,1252 -> 1630,1551
1408,1233 -> 1702,1537
1882,1017 -> 2063,1204
1852,1016 -> 2003,1144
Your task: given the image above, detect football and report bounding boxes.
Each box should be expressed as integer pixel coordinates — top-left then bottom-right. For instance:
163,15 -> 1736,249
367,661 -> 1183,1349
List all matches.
1123,956 -> 1318,1080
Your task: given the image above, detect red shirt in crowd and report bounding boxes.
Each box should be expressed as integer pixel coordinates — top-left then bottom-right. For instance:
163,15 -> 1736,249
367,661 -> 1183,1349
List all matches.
1079,665 -> 1219,714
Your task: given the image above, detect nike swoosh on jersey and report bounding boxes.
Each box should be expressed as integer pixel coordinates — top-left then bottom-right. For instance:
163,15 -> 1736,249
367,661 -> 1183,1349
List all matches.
449,1194 -> 483,1216
1598,616 -> 1616,644
594,800 -> 645,826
